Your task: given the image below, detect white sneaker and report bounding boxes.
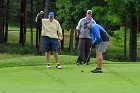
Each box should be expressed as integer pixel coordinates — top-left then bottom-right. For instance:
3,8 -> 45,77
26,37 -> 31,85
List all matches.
56,64 -> 62,69
46,64 -> 51,68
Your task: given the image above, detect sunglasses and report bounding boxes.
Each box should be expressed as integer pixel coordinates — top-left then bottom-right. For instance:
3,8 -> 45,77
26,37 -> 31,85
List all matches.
87,13 -> 92,15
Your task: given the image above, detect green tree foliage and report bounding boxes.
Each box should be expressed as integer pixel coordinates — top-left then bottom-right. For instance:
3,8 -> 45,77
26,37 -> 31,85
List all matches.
106,0 -> 140,61
56,0 -> 94,29
56,0 -> 121,30
106,0 -> 140,27
56,0 -> 140,61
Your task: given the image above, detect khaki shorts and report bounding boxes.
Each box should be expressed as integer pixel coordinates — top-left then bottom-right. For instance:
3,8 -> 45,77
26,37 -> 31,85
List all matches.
96,41 -> 110,53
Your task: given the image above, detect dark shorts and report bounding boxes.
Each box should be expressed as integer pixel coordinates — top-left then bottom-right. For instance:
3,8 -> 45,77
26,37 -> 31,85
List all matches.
42,36 -> 58,52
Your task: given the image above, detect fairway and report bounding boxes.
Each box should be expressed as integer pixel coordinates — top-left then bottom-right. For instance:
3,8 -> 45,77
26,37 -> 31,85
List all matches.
0,59 -> 140,93
1,0 -> 140,93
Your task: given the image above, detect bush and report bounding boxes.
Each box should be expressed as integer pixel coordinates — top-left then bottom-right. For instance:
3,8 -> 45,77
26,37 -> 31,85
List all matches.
0,43 -> 37,55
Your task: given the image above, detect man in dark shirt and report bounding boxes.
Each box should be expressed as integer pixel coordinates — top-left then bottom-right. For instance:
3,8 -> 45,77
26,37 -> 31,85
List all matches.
35,11 -> 44,49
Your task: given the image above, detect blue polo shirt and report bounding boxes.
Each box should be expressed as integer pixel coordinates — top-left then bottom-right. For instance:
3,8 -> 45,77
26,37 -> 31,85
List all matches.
90,24 -> 110,45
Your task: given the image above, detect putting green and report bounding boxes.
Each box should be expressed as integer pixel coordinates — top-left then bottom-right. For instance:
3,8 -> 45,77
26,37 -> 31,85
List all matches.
0,64 -> 139,93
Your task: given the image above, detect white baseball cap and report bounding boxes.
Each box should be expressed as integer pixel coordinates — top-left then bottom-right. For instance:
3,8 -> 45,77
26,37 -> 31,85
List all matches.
40,11 -> 44,14
86,10 -> 92,14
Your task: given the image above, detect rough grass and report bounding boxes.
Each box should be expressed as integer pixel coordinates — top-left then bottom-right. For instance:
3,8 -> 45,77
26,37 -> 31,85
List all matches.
0,53 -> 30,60
5,25 -> 140,61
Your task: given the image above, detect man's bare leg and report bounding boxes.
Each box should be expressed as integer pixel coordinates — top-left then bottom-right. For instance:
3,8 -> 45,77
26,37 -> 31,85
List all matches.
53,51 -> 59,63
53,51 -> 61,69
46,52 -> 51,68
96,52 -> 103,69
91,52 -> 103,73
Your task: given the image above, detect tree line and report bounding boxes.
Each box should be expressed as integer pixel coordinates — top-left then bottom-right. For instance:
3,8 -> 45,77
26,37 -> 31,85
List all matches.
0,0 -> 140,61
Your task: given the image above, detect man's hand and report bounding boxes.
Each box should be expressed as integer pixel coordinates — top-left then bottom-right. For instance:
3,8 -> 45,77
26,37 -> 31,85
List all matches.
75,36 -> 79,42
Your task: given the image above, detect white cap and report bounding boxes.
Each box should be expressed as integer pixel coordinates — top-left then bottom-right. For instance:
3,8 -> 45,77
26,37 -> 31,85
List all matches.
86,10 -> 92,14
40,11 -> 44,14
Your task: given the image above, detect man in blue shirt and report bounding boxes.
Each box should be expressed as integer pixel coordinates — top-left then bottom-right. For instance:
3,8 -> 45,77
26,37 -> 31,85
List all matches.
84,23 -> 110,73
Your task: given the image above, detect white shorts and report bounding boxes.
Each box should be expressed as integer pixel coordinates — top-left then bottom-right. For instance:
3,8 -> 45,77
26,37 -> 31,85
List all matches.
96,41 -> 110,53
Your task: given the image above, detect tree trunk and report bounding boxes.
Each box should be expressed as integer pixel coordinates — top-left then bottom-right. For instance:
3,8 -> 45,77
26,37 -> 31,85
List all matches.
35,7 -> 38,48
129,3 -> 137,62
20,0 -> 26,46
4,0 -> 9,43
123,15 -> 127,61
0,23 -> 4,43
4,22 -> 8,43
61,29 -> 64,50
69,24 -> 74,52
30,0 -> 33,47
23,1 -> 27,44
44,0 -> 49,18
20,0 -> 24,45
0,0 -> 5,43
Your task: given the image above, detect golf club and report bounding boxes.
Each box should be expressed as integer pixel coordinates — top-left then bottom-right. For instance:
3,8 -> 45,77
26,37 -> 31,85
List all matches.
81,46 -> 93,72
85,46 -> 93,64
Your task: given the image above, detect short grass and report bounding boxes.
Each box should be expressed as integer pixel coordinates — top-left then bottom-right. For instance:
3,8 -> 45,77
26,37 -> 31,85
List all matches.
0,55 -> 140,93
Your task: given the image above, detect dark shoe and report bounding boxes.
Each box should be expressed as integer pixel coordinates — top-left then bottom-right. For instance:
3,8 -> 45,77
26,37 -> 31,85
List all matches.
85,62 -> 89,65
56,63 -> 62,69
83,61 -> 89,65
76,61 -> 82,65
91,68 -> 103,73
76,63 -> 80,65
83,59 -> 89,65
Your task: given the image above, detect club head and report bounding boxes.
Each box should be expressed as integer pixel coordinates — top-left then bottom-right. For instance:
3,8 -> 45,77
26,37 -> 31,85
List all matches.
81,70 -> 84,72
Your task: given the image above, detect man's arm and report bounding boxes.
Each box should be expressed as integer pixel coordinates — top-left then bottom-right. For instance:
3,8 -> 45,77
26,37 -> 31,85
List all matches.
76,19 -> 82,39
35,13 -> 40,22
57,22 -> 63,40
